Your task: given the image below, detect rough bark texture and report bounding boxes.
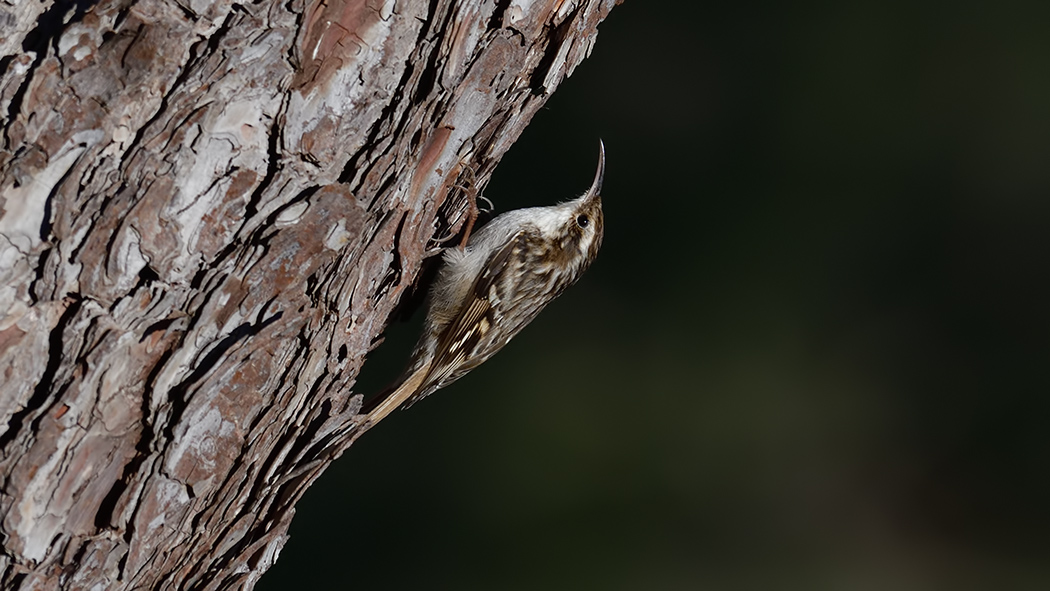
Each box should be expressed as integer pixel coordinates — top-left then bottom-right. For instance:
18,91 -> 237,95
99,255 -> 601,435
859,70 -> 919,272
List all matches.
0,0 -> 617,588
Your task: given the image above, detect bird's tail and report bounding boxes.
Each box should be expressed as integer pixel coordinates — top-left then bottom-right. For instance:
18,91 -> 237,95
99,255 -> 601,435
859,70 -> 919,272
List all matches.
357,362 -> 431,431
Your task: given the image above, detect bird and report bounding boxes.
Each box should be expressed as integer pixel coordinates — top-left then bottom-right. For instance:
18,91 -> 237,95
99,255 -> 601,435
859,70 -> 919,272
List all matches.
358,141 -> 606,429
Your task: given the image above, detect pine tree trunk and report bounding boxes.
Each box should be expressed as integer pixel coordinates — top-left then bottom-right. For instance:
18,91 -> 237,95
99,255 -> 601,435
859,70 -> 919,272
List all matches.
0,0 -> 617,588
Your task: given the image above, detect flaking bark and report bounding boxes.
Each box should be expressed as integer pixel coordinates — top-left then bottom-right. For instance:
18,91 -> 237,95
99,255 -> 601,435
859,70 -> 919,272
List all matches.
0,0 -> 618,588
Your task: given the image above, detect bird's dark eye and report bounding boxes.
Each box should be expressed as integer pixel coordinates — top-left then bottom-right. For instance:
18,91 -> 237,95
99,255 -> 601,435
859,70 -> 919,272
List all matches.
576,214 -> 590,228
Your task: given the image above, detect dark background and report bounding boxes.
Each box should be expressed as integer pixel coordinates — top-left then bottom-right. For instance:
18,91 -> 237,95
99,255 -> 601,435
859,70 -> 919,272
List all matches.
262,1 -> 1050,588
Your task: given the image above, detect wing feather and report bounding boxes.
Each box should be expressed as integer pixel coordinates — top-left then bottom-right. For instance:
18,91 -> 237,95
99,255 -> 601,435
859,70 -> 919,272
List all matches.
413,231 -> 526,398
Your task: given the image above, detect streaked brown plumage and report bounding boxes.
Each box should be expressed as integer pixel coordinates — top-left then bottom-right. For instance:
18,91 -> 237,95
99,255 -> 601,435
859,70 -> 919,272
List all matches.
360,142 -> 606,428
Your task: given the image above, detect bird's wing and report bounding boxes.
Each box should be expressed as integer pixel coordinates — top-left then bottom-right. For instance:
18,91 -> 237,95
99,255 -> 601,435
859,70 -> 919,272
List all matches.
412,230 -> 527,400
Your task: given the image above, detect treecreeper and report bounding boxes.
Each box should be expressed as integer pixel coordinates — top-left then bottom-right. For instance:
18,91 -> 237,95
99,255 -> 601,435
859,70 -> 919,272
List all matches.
358,141 -> 607,431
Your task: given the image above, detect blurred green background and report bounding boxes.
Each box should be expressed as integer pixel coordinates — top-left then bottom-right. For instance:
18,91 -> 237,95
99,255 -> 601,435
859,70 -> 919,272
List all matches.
262,1 -> 1050,588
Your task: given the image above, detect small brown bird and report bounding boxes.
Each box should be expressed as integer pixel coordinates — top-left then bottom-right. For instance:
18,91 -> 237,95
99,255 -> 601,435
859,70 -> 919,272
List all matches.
360,142 -> 606,428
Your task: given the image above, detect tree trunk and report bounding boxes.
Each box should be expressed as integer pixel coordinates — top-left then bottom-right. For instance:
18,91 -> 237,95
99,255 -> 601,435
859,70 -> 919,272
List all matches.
0,0 -> 617,588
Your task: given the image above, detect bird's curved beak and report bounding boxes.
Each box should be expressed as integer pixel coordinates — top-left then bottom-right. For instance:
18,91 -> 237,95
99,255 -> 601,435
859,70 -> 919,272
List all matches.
588,139 -> 606,199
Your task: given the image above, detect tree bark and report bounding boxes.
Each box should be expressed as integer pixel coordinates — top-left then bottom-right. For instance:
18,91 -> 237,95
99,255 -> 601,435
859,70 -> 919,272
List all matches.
0,0 -> 617,588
